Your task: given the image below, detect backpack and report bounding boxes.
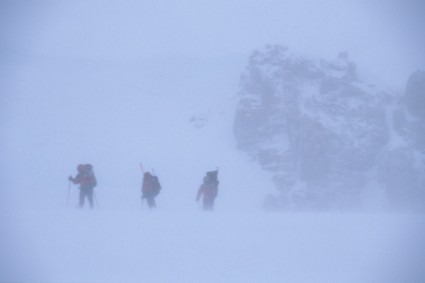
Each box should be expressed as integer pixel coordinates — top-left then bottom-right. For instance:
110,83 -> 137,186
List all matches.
151,175 -> 161,197
206,170 -> 218,186
75,164 -> 97,188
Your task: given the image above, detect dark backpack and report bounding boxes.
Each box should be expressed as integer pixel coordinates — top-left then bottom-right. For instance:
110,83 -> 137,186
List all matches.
206,170 -> 219,186
151,175 -> 161,197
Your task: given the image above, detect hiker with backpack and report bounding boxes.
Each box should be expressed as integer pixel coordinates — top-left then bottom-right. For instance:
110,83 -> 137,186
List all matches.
68,164 -> 97,209
141,172 -> 161,208
196,170 -> 219,211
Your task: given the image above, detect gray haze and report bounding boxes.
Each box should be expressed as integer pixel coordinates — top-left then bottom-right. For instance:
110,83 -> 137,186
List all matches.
2,1 -> 425,88
1,1 -> 425,282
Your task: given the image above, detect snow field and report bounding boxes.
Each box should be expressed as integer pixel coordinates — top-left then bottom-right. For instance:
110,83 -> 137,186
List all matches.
4,209 -> 421,283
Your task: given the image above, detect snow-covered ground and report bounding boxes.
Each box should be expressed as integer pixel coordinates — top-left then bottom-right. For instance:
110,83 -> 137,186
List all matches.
2,207 -> 424,283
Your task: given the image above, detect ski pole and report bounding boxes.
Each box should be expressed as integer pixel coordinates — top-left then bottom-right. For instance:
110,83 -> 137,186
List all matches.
66,180 -> 71,207
93,191 -> 99,208
140,163 -> 145,209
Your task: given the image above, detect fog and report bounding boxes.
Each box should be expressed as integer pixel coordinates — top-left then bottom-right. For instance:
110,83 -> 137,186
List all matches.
1,1 -> 425,282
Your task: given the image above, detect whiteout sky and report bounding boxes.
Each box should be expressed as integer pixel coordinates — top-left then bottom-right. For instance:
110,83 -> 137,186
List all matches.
2,0 -> 425,88
1,1 -> 425,282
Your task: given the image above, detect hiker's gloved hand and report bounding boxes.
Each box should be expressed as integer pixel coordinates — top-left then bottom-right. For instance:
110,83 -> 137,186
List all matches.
68,176 -> 73,181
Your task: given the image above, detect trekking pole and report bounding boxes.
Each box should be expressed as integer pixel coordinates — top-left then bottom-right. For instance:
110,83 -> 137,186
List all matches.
93,191 -> 99,208
140,163 -> 145,209
66,180 -> 71,207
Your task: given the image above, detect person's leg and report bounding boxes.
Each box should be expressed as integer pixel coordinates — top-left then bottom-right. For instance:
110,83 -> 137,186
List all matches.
79,189 -> 85,208
203,199 -> 211,210
147,197 -> 156,208
87,188 -> 94,208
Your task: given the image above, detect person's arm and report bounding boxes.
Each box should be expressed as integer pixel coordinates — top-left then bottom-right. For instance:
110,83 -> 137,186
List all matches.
69,173 -> 81,184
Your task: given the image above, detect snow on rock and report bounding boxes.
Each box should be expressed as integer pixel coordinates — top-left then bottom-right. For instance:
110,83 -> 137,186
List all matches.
234,45 -> 425,211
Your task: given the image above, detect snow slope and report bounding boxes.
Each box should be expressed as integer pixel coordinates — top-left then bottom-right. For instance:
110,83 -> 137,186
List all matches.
2,55 -> 424,283
2,209 -> 424,283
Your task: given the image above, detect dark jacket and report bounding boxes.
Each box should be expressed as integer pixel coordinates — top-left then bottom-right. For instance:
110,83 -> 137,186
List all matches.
197,181 -> 218,201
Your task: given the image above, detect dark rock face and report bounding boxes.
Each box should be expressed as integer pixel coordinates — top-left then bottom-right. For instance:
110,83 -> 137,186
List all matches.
405,71 -> 425,119
234,45 -> 425,211
377,70 -> 425,211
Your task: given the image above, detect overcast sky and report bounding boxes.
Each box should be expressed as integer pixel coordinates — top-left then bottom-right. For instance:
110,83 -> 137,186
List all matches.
2,0 -> 424,91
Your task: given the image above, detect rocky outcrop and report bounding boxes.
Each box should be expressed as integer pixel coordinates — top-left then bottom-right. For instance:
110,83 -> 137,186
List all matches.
234,45 -> 425,211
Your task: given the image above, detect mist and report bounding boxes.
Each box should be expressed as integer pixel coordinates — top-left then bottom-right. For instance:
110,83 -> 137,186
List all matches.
1,1 -> 425,282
